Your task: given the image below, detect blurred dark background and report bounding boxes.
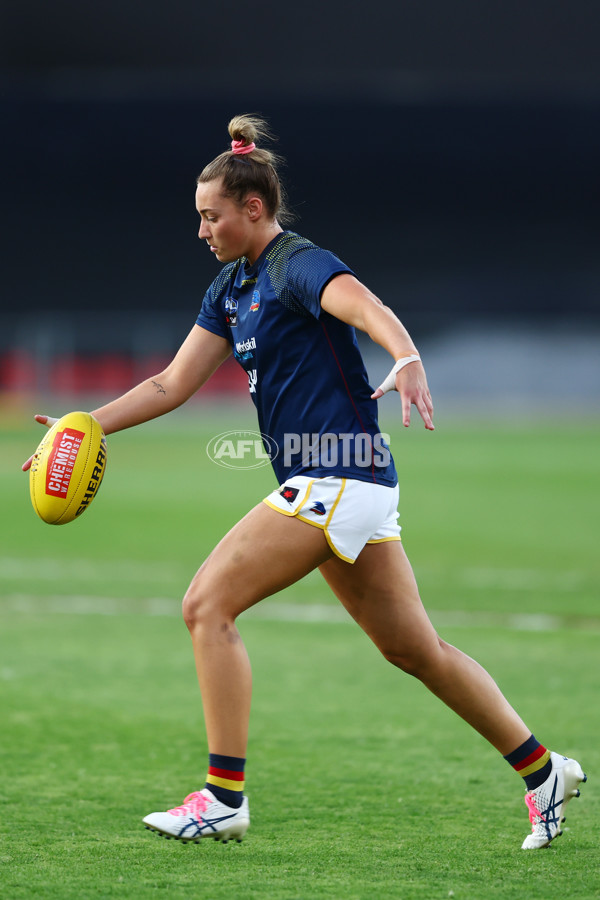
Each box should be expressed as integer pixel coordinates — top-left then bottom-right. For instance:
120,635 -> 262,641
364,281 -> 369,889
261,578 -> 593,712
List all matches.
1,0 -> 599,405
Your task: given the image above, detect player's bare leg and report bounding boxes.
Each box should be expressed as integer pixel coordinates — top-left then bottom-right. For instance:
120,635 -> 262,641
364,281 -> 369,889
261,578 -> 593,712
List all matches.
182,504 -> 333,756
319,540 -> 586,848
319,540 -> 530,754
143,507 -> 333,842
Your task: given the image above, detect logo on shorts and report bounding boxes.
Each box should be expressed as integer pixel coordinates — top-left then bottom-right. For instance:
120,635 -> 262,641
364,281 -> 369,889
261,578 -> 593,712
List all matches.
279,485 -> 299,505
310,501 -> 327,516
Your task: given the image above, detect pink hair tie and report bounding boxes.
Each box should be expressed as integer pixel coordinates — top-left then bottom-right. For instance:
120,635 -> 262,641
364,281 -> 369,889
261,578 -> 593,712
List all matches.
231,139 -> 256,155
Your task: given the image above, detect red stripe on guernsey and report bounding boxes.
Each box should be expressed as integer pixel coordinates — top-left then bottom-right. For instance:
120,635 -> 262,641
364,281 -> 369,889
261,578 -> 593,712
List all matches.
208,766 -> 245,782
319,320 -> 376,482
514,745 -> 548,772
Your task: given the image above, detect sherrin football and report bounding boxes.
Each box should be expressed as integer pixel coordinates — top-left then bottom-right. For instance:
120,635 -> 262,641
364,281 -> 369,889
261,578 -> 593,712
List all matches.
29,411 -> 107,525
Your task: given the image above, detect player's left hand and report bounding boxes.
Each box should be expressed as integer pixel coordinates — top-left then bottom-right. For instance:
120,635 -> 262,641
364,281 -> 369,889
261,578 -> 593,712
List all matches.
372,362 -> 434,430
21,414 -> 59,471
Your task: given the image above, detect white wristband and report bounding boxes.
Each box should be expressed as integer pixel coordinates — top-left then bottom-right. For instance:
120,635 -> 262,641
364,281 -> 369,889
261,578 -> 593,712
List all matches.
376,354 -> 421,395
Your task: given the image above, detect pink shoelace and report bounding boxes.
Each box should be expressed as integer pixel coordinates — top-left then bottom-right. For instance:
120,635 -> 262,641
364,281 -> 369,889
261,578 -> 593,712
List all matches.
525,791 -> 546,826
168,791 -> 210,818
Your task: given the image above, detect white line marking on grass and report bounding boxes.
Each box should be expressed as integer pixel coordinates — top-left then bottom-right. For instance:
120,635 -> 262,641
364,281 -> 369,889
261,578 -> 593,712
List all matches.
431,610 -> 564,631
0,594 -> 180,616
1,594 -> 599,632
0,556 -> 186,584
460,567 -> 585,592
248,602 -> 352,624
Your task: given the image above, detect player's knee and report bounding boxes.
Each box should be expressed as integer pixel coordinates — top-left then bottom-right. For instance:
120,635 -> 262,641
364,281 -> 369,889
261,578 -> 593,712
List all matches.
380,636 -> 445,679
182,588 -> 201,631
182,578 -> 222,631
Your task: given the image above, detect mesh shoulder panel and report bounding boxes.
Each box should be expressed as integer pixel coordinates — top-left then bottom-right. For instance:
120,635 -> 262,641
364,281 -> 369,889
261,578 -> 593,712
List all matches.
265,233 -> 322,318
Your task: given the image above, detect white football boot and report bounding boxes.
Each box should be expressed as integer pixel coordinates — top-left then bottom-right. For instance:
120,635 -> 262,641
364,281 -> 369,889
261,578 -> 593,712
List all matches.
521,751 -> 586,849
143,788 -> 250,844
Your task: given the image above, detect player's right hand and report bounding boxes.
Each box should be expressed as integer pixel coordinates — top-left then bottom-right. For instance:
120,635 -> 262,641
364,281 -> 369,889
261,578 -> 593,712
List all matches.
21,415 -> 59,472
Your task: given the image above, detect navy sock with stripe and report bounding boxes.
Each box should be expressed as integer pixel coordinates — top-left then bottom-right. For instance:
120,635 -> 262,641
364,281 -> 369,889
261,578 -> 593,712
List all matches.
204,753 -> 245,809
504,734 -> 552,791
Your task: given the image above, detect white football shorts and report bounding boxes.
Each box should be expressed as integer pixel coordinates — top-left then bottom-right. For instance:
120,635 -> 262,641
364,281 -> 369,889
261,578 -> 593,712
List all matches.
263,475 -> 401,563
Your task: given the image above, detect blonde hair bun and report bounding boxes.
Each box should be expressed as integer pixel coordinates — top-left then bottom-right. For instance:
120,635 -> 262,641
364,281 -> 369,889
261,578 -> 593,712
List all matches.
227,114 -> 272,149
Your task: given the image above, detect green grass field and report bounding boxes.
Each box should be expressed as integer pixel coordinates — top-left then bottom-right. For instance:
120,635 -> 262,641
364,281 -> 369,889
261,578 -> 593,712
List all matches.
1,406 -> 598,899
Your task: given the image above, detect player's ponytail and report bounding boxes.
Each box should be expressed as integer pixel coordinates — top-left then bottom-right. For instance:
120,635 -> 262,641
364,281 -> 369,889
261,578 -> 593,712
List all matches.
198,114 -> 293,225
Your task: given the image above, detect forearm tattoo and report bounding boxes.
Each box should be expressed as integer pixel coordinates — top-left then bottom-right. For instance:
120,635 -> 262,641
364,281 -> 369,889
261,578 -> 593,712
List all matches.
151,380 -> 166,395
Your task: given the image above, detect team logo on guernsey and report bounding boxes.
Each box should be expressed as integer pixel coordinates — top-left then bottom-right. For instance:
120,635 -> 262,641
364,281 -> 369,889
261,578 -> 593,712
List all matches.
310,501 -> 327,516
249,290 -> 260,311
279,485 -> 299,505
225,297 -> 238,326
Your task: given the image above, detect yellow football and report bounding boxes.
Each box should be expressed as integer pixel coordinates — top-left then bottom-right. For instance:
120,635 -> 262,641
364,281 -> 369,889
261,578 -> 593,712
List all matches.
29,411 -> 107,525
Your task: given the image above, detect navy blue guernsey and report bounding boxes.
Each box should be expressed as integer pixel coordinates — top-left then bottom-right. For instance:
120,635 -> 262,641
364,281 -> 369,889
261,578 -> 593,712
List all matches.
196,231 -> 397,487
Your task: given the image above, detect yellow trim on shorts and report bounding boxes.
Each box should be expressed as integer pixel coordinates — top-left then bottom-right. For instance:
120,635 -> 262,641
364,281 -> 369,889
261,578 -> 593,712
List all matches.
323,531 -> 355,563
293,514 -> 355,563
366,536 -> 402,544
263,498 -> 289,515
262,480 -> 314,517
324,478 -> 347,528
321,479 -> 355,563
296,513 -> 326,531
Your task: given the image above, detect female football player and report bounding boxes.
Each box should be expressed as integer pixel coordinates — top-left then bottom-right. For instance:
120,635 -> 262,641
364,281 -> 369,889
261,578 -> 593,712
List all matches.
24,114 -> 585,849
